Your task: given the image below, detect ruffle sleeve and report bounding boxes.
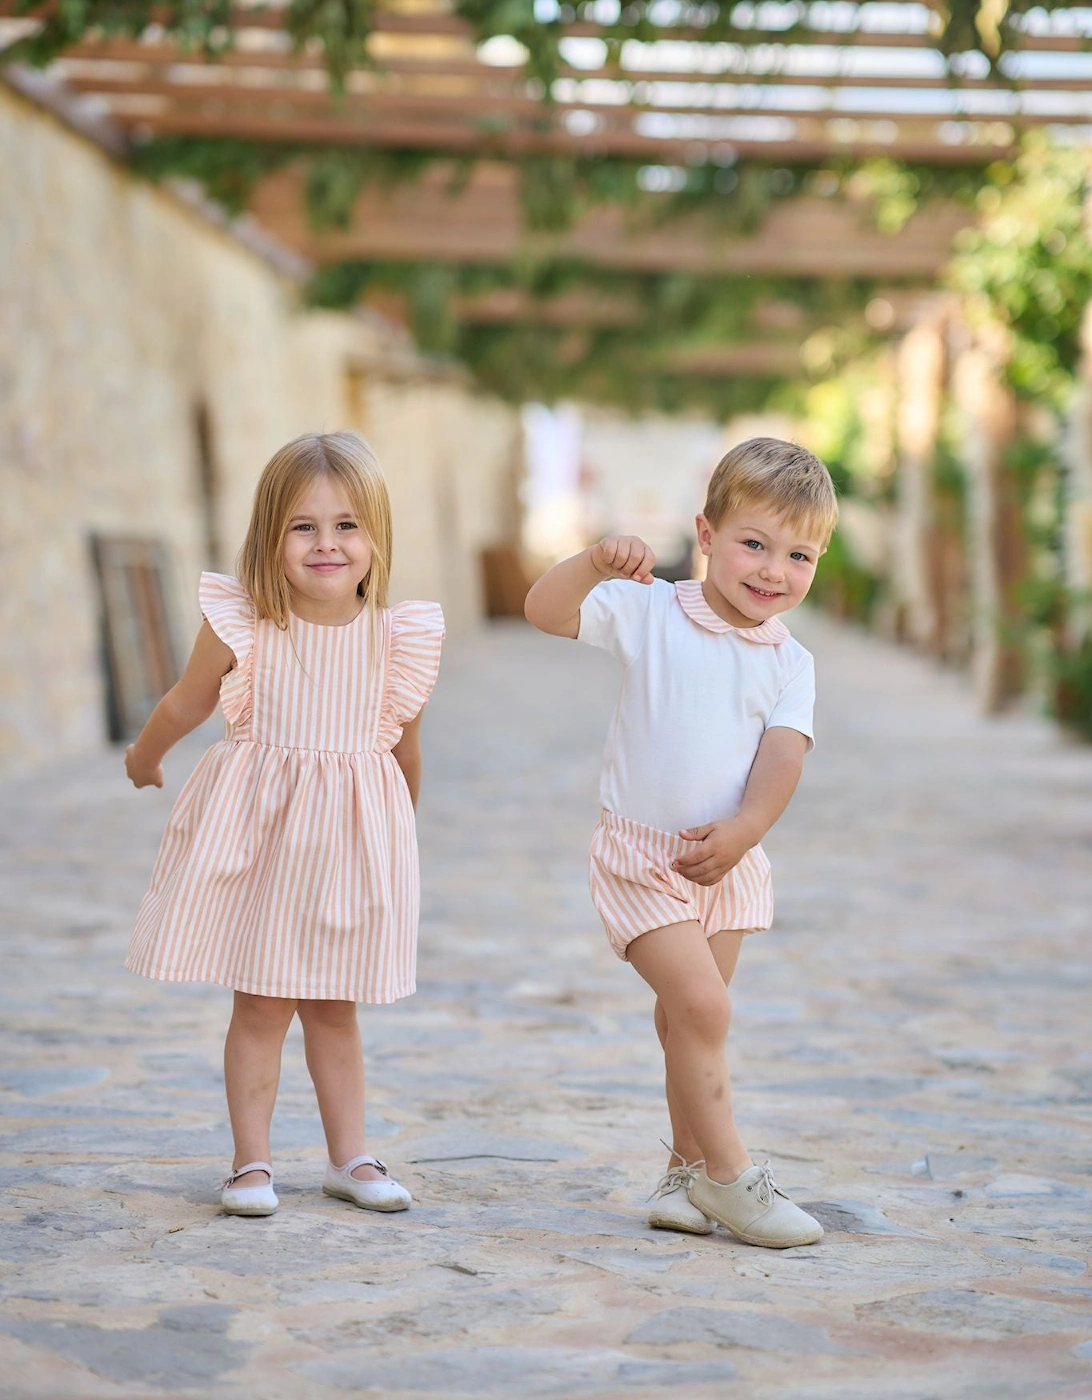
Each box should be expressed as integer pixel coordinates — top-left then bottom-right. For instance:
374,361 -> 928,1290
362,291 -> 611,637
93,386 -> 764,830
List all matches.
199,572 -> 256,727
376,600 -> 445,752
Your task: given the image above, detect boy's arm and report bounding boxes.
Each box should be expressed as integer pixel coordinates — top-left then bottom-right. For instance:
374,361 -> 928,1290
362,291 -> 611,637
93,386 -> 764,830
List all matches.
125,621 -> 236,789
524,537 -> 657,639
391,709 -> 424,809
672,726 -> 809,886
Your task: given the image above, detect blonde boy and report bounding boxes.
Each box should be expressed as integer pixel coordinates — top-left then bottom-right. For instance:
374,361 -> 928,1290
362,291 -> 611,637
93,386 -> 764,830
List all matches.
525,438 -> 838,1248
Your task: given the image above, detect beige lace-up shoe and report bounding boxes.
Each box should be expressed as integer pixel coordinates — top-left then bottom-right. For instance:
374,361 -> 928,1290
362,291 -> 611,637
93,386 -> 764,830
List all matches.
688,1161 -> 823,1248
648,1154 -> 715,1235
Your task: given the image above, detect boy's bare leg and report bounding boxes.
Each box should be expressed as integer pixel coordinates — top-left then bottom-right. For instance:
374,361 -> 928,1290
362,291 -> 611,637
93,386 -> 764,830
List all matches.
656,929 -> 744,1169
628,922 -> 752,1183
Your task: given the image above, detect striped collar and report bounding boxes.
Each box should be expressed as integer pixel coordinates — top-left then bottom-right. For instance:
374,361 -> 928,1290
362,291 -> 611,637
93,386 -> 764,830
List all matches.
674,579 -> 790,644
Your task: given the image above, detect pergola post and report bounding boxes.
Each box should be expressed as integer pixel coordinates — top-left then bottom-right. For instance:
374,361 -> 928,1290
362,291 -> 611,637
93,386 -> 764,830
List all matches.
1063,302 -> 1092,650
893,310 -> 946,652
952,343 -> 1023,712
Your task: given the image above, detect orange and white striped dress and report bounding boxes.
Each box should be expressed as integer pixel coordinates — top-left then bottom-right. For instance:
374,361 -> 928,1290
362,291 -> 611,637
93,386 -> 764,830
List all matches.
126,573 -> 444,1003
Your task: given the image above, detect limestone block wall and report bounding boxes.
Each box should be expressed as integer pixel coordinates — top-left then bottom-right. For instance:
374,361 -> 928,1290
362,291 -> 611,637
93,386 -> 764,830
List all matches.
358,378 -> 521,630
0,83 -> 520,772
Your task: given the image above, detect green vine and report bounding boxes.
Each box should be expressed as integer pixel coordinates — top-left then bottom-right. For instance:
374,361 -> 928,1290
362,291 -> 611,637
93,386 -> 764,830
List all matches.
306,254 -> 877,411
7,0 -> 375,89
6,0 -> 1078,86
947,136 -> 1092,408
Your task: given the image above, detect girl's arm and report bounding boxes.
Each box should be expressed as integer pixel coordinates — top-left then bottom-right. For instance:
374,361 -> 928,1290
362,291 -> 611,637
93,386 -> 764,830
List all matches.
125,622 -> 236,789
672,726 -> 809,886
524,536 -> 657,639
392,709 -> 424,809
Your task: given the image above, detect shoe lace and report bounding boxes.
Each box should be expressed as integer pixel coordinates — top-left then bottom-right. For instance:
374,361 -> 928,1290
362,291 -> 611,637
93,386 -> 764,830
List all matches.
648,1140 -> 705,1201
749,1161 -> 788,1207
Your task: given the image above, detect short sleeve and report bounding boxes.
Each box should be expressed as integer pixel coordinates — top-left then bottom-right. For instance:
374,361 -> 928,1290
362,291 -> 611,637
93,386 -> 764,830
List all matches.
766,649 -> 816,751
376,600 -> 445,752
577,578 -> 658,666
199,572 -> 256,726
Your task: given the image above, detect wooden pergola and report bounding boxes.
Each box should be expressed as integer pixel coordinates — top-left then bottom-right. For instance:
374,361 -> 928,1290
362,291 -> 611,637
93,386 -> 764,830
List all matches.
4,1 -> 1091,350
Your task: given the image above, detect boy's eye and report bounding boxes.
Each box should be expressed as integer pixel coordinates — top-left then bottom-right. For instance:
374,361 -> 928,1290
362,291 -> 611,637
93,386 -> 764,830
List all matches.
791,551 -> 812,563
743,539 -> 762,550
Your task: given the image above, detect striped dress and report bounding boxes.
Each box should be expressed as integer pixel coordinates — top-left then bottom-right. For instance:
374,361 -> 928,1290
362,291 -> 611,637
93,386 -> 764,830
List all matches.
126,573 -> 444,1003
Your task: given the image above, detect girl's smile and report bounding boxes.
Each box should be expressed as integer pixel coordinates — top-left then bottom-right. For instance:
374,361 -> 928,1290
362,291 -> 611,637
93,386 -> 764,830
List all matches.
282,476 -> 373,623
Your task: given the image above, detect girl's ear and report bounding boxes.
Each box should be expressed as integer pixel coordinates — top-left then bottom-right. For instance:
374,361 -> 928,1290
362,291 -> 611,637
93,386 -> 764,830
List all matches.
695,513 -> 714,558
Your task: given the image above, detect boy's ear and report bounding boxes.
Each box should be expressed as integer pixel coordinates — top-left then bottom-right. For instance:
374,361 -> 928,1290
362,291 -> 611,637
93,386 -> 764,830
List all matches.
695,513 -> 714,557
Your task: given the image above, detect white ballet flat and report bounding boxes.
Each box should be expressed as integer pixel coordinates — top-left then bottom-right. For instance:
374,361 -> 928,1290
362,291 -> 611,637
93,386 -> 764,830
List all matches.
323,1154 -> 411,1212
221,1161 -> 278,1217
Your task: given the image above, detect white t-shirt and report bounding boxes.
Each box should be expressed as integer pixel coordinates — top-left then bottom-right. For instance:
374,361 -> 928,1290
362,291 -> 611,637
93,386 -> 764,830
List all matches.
578,578 -> 815,834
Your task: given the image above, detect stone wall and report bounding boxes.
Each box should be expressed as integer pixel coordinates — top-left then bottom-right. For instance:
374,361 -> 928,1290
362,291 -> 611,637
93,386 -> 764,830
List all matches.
0,82 -> 520,772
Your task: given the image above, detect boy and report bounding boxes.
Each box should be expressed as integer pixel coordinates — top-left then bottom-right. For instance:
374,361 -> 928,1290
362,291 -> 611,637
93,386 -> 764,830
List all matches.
524,438 -> 837,1248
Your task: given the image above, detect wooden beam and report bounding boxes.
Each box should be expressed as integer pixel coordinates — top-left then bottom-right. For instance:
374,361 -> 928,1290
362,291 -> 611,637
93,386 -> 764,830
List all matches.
55,38 -> 1092,93
58,71 -> 1092,128
247,167 -> 974,277
9,1 -> 1092,53
108,106 -> 1018,161
667,343 -> 805,375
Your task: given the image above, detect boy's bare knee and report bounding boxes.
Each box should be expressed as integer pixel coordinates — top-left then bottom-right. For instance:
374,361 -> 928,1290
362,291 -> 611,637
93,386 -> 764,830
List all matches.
674,984 -> 731,1043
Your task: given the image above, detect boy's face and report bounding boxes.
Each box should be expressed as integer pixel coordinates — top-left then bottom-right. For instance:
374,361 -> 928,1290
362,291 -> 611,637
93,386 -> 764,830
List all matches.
696,502 -> 824,629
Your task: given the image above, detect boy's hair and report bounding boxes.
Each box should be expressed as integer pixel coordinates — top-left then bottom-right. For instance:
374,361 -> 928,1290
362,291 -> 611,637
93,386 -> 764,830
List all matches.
237,430 -> 393,628
703,437 -> 838,545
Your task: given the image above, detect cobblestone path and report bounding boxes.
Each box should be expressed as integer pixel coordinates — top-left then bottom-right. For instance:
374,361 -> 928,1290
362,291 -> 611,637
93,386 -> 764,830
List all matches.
2,614 -> 1091,1399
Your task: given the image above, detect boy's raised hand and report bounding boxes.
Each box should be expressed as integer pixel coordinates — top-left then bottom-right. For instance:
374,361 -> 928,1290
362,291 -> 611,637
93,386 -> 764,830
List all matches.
590,535 -> 656,584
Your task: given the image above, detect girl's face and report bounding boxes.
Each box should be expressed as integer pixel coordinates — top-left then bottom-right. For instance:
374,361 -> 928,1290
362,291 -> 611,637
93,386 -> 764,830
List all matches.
282,475 -> 373,620
697,502 -> 823,629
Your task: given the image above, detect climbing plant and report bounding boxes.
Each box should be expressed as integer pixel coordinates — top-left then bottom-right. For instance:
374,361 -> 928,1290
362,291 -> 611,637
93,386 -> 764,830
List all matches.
307,253 -> 877,412
7,0 -> 1078,87
947,137 -> 1092,410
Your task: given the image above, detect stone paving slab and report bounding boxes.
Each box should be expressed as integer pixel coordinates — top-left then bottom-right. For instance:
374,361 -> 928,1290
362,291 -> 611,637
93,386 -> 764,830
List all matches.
2,615 -> 1091,1399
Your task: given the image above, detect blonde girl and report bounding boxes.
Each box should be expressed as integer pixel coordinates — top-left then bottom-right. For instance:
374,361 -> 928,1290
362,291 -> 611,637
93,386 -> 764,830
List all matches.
125,431 -> 444,1217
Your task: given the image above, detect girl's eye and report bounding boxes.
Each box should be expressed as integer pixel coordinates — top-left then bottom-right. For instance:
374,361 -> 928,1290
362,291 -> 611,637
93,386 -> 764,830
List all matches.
336,521 -> 357,531
292,523 -> 314,533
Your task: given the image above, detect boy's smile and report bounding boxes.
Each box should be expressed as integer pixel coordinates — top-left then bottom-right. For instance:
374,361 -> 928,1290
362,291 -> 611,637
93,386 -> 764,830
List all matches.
696,503 -> 823,629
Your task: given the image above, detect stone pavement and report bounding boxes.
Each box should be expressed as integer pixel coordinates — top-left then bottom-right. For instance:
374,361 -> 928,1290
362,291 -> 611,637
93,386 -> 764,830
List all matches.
1,613 -> 1091,1400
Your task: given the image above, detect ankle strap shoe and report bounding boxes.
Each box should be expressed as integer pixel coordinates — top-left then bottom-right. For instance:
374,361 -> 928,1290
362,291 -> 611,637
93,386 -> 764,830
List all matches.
221,1161 -> 278,1217
323,1155 -> 411,1212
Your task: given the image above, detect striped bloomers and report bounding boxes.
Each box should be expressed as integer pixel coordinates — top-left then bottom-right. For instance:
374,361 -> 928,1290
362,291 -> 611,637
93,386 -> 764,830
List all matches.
589,809 -> 773,961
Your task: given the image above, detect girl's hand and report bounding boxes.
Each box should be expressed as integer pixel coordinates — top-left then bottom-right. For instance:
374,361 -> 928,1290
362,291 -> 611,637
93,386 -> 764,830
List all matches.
590,535 -> 656,584
671,817 -> 757,887
125,745 -> 164,790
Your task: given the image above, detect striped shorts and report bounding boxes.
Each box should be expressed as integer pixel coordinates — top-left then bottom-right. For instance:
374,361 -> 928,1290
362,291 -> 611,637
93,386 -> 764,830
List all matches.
589,809 -> 774,961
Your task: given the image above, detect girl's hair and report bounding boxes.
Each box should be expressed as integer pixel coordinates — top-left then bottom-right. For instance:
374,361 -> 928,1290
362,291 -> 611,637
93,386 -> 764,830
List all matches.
703,437 -> 839,546
237,431 -> 392,628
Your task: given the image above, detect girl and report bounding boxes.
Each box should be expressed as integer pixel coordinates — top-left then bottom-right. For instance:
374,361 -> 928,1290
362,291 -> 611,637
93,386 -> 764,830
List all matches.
124,431 -> 443,1217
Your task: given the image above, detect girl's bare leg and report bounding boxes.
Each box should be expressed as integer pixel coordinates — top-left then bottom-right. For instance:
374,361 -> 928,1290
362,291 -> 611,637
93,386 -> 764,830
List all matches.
297,1000 -> 384,1182
224,991 -> 298,1186
657,930 -> 744,1170
628,922 -> 751,1183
